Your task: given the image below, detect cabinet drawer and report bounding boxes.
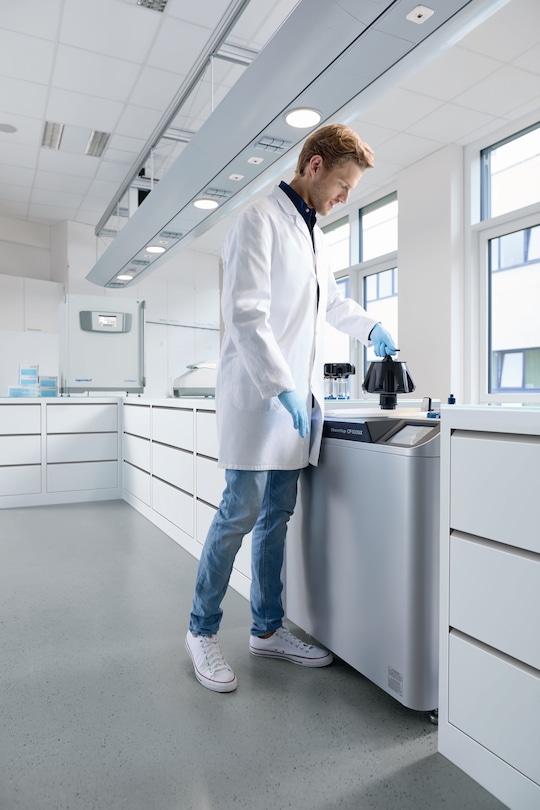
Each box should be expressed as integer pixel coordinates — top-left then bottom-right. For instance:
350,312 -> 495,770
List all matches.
196,456 -> 225,507
196,410 -> 218,458
123,461 -> 150,505
152,407 -> 193,451
450,433 -> 540,553
0,435 -> 41,465
152,443 -> 193,493
47,461 -> 118,492
152,477 -> 193,536
448,632 -> 540,786
47,403 -> 118,434
123,433 -> 150,472
123,404 -> 150,438
450,534 -> 540,670
0,404 -> 41,434
0,465 -> 41,496
47,433 -> 117,464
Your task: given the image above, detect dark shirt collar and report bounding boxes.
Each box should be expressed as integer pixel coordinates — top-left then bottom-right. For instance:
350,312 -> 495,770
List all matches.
279,180 -> 317,234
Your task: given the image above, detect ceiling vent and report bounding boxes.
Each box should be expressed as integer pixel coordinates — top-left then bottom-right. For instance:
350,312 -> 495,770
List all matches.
160,230 -> 183,239
255,136 -> 292,153
137,0 -> 168,11
131,259 -> 151,266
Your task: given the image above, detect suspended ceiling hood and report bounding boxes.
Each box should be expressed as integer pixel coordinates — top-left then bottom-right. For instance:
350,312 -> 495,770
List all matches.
86,0 -> 506,288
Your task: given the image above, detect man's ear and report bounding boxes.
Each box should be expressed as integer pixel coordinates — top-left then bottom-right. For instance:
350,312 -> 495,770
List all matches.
309,154 -> 323,175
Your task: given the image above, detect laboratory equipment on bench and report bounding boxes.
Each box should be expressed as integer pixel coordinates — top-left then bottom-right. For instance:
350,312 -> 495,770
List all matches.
363,355 -> 415,409
324,362 -> 355,400
173,361 -> 217,398
59,294 -> 145,394
285,412 -> 440,714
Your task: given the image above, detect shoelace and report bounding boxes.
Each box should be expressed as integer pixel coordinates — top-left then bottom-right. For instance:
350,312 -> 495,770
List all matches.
199,635 -> 230,674
274,627 -> 313,651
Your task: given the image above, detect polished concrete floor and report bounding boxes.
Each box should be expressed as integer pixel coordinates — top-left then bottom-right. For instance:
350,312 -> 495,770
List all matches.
1,500 -> 507,810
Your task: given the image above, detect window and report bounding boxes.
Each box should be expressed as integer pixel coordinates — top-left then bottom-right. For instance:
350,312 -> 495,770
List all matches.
488,225 -> 540,394
477,122 -> 540,403
323,216 -> 350,272
363,268 -> 398,368
359,193 -> 398,261
481,122 -> 540,220
324,276 -> 351,365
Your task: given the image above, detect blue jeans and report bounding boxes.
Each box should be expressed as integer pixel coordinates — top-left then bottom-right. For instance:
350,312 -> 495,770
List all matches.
189,468 -> 301,637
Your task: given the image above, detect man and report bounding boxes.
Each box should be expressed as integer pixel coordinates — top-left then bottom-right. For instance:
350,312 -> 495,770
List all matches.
186,123 -> 396,692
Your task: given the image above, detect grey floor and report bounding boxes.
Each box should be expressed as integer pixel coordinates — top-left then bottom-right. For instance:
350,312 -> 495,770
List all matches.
0,501 -> 506,810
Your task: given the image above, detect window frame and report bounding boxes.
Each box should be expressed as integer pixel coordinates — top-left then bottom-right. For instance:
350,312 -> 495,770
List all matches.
465,113 -> 540,405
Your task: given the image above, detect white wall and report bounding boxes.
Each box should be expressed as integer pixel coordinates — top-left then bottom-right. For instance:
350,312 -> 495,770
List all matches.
398,144 -> 465,404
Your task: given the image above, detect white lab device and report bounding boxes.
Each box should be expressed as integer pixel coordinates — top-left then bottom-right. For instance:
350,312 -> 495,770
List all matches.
59,294 -> 145,394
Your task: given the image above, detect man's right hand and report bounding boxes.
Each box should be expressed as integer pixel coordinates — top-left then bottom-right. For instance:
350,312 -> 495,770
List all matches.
278,390 -> 309,438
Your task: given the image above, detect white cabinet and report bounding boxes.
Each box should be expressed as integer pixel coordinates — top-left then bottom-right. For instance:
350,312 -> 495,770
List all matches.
0,402 -> 41,498
439,407 -> 540,810
0,398 -> 121,507
24,278 -> 63,332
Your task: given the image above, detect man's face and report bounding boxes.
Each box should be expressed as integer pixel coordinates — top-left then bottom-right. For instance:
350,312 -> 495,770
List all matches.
306,157 -> 364,216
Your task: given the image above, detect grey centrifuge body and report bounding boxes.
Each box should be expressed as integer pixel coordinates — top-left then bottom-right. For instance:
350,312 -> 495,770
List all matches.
285,415 -> 440,712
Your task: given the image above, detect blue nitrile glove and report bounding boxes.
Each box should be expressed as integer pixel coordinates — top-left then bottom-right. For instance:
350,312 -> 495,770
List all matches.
278,390 -> 309,438
369,323 -> 397,357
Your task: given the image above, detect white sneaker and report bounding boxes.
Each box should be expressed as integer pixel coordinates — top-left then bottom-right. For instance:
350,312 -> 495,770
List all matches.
249,626 -> 333,667
185,631 -> 237,692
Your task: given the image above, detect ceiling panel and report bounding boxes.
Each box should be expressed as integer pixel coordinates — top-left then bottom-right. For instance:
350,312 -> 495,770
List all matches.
0,77 -> 48,119
453,64 -> 540,117
0,29 -> 55,83
52,46 -> 142,102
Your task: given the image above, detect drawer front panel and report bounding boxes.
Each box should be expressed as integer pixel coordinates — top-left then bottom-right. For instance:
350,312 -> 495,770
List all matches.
123,404 -> 151,438
450,534 -> 540,670
47,461 -> 118,492
47,403 -> 118,434
196,410 -> 218,458
152,477 -> 193,536
152,407 -> 193,451
0,434 -> 41,465
448,633 -> 540,786
450,433 -> 540,553
123,433 -> 150,472
0,465 -> 41,496
0,404 -> 41,434
123,461 -> 150,505
152,443 -> 193,493
47,433 -> 117,464
196,456 -> 225,507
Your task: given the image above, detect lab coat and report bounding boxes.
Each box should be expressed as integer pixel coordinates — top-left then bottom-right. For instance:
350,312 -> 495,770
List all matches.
216,184 -> 378,470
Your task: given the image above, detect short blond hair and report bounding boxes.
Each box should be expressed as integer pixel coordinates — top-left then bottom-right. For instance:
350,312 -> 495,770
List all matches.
295,123 -> 375,176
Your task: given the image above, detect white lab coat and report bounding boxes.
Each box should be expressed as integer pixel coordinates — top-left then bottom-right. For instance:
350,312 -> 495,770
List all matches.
216,184 -> 378,470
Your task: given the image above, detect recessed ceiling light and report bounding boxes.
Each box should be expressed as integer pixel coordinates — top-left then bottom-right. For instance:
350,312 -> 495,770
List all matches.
285,108 -> 321,128
193,198 -> 219,210
229,173 -> 244,181
247,156 -> 264,165
116,274 -> 134,281
145,245 -> 166,254
85,130 -> 111,157
42,121 -> 64,150
0,123 -> 17,134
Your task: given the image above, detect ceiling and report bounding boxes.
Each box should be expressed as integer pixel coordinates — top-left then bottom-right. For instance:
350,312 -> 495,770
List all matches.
1,0 -> 539,274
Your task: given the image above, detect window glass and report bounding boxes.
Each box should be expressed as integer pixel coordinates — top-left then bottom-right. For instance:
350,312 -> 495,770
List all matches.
325,276 -> 351,364
360,194 -> 398,261
323,218 -> 350,272
481,123 -> 540,219
489,225 -> 540,393
363,268 -> 398,371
